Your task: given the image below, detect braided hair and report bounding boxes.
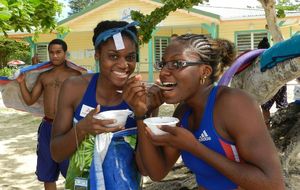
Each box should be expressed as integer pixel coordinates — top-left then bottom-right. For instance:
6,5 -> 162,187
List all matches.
174,34 -> 236,82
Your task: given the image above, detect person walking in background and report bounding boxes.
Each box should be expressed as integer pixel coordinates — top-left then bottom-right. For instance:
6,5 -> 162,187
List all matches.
257,37 -> 270,49
258,37 -> 288,126
17,39 -> 81,190
124,34 -> 284,189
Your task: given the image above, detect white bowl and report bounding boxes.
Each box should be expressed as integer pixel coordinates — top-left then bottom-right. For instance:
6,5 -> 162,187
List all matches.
143,117 -> 179,135
93,109 -> 133,127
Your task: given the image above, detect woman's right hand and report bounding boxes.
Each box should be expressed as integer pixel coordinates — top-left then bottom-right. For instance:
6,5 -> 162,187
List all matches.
76,105 -> 125,136
123,75 -> 148,117
146,82 -> 164,113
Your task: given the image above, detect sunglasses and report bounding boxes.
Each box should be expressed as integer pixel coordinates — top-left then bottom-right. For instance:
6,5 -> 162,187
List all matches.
154,60 -> 203,71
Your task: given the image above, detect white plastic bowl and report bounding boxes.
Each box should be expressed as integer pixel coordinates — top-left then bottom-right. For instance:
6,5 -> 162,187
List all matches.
93,109 -> 133,127
143,116 -> 179,135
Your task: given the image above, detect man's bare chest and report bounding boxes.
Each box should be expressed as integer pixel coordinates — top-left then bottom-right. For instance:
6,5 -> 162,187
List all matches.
43,76 -> 66,89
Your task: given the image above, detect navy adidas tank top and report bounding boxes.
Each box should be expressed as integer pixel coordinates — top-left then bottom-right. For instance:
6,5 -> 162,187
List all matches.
181,86 -> 240,190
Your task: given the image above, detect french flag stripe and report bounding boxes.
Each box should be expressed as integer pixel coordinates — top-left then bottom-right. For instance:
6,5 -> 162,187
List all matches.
219,139 -> 240,162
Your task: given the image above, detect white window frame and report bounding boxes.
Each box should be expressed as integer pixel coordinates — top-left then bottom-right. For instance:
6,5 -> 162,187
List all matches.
35,43 -> 49,62
235,31 -> 269,54
154,36 -> 170,63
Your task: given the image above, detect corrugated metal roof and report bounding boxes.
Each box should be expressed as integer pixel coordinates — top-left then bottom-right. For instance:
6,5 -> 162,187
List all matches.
194,5 -> 300,20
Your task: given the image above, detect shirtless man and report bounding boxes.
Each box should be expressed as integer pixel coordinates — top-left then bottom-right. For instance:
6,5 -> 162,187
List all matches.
17,39 -> 81,190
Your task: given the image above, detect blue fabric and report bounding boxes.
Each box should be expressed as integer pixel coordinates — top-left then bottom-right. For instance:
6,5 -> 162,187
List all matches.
20,61 -> 50,73
0,76 -> 9,80
260,35 -> 300,72
36,119 -> 69,182
90,128 -> 140,190
180,86 -> 238,190
94,21 -> 139,48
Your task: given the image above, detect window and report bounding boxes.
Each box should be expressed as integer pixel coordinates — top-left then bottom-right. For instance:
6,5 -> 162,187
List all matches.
236,31 -> 268,54
36,43 -> 49,62
154,37 -> 170,63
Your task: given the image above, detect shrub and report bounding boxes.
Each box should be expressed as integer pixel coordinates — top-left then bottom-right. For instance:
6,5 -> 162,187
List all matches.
0,67 -> 16,77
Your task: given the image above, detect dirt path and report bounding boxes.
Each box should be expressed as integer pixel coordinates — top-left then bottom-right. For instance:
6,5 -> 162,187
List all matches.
0,107 -> 64,190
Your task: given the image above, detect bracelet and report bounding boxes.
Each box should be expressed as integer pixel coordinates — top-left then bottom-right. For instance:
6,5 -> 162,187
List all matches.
74,123 -> 79,149
134,114 -> 148,121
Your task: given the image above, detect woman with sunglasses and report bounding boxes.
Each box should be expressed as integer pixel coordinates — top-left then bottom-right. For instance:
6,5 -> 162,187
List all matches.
123,34 -> 284,190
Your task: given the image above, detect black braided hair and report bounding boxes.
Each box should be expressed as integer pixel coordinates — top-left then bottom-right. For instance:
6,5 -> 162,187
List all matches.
174,34 -> 236,82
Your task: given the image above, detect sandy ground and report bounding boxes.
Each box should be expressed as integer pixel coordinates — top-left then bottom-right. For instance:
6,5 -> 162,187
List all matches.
0,80 -> 298,190
0,107 -> 65,189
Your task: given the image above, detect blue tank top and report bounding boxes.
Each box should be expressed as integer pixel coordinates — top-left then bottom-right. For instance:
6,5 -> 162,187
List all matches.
181,86 -> 240,190
73,73 -> 136,128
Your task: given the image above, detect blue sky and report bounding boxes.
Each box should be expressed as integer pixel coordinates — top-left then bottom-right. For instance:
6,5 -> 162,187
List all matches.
57,0 -> 71,21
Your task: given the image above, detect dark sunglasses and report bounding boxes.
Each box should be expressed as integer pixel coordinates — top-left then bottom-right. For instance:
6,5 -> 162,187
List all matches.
154,60 -> 203,71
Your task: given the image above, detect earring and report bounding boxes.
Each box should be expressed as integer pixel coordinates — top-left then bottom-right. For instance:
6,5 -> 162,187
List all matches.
200,75 -> 207,85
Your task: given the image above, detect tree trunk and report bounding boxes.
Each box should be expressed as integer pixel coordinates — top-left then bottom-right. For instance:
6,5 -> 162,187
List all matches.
258,0 -> 284,42
230,0 -> 300,104
230,57 -> 300,104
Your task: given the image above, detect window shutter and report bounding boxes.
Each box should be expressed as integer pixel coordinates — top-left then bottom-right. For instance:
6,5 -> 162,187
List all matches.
236,32 -> 268,54
254,32 -> 268,48
154,37 -> 169,63
237,33 -> 252,53
36,44 -> 49,62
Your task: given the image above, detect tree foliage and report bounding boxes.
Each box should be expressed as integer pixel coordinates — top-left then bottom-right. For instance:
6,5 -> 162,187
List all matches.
131,0 -> 206,44
0,37 -> 30,69
0,0 -> 63,35
276,0 -> 300,18
68,0 -> 96,15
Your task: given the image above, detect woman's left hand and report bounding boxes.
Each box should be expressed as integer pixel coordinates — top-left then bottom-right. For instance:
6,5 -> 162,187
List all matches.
145,125 -> 199,153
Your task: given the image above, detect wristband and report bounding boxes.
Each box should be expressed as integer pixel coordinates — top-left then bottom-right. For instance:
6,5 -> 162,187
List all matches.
134,114 -> 148,121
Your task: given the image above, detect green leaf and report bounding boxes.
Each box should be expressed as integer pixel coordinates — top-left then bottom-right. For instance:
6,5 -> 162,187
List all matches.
0,0 -> 8,8
0,10 -> 11,20
0,0 -> 62,35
